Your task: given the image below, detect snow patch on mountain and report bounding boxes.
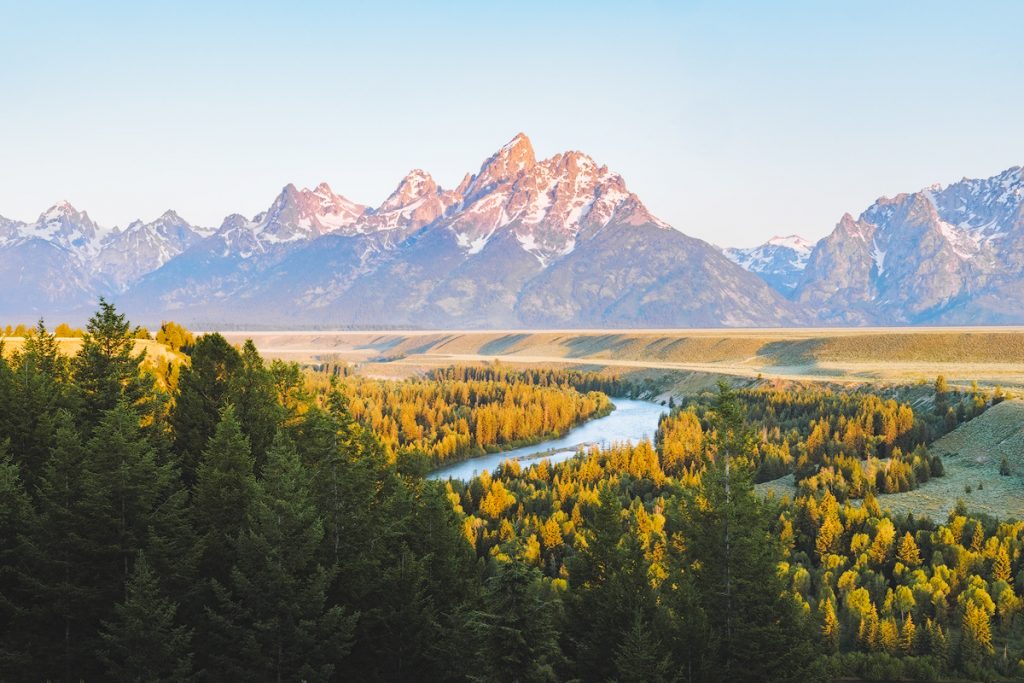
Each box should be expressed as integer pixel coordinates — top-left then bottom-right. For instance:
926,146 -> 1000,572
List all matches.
724,234 -> 814,294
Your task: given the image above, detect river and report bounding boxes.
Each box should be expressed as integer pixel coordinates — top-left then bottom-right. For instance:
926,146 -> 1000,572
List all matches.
426,398 -> 667,482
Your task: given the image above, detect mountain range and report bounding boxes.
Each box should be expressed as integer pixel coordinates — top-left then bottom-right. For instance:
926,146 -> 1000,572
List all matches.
0,134 -> 1021,328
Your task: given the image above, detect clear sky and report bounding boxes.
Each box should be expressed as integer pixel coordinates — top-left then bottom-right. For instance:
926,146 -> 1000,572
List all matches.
2,0 -> 1022,246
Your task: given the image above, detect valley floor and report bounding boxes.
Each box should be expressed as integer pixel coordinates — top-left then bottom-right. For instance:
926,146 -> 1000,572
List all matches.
224,327 -> 1024,523
219,327 -> 1024,390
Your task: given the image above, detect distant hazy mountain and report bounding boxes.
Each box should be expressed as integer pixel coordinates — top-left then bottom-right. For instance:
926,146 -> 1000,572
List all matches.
723,235 -> 814,295
793,166 -> 1024,324
0,202 -> 109,318
2,138 -> 1021,328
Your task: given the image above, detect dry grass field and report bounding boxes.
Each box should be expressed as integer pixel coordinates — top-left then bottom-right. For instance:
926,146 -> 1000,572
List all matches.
0,337 -> 179,362
218,328 -> 1024,389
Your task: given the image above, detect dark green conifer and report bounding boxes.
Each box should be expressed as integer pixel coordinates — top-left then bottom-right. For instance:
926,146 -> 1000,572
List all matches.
205,433 -> 354,681
99,553 -> 194,682
170,332 -> 242,483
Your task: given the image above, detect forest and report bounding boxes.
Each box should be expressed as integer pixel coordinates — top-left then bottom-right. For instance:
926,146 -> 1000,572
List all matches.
657,384 -> 987,497
0,302 -> 1022,682
314,365 -> 613,468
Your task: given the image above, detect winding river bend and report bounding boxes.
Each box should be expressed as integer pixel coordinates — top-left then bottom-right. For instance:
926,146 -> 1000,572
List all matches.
427,398 -> 667,482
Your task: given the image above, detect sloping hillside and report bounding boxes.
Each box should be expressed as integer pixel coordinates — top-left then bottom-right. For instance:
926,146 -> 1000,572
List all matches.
877,400 -> 1024,519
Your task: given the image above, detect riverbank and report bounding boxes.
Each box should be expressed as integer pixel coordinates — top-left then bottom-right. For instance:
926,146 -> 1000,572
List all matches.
427,398 -> 666,481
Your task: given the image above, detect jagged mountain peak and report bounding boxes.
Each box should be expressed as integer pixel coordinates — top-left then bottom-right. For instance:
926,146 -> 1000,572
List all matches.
254,182 -> 368,244
24,200 -> 106,254
444,136 -> 669,264
464,132 -> 537,199
37,200 -> 97,229
379,169 -> 440,211
794,162 -> 1024,324
41,199 -> 80,217
313,181 -> 335,196
95,209 -> 208,288
500,132 -> 534,161
219,213 -> 250,230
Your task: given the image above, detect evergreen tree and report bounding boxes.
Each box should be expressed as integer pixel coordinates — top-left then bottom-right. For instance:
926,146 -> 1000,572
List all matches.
79,402 -> 179,596
229,340 -> 281,473
191,406 -> 256,589
470,561 -> 563,683
681,383 -> 811,682
340,469 -> 479,682
99,553 -> 194,682
564,486 -> 665,682
290,404 -> 351,562
0,445 -> 33,671
71,299 -> 156,428
612,611 -> 680,683
0,320 -> 68,490
205,434 -> 355,681
170,333 -> 242,483
20,401 -> 187,679
20,412 -> 97,680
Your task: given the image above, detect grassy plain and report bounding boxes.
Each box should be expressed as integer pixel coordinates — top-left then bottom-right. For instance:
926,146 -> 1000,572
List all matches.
0,337 -> 179,362
218,327 -> 1024,390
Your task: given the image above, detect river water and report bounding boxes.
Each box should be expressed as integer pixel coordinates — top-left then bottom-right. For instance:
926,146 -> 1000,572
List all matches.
426,398 -> 667,482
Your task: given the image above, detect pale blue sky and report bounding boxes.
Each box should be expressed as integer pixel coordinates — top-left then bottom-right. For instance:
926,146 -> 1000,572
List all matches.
1,1 -> 1021,246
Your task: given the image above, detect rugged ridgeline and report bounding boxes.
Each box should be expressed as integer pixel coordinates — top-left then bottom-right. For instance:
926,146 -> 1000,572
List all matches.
0,134 -> 796,328
3,139 -> 1021,327
728,165 -> 1024,324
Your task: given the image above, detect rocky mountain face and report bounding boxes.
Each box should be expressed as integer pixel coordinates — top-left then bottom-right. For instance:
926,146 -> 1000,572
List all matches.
0,201 -> 211,318
793,166 -> 1024,324
724,235 -> 814,295
95,211 -> 212,289
3,136 -> 1020,328
0,134 -> 800,328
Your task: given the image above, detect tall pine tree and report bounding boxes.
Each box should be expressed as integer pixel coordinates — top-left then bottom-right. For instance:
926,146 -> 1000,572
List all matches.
681,383 -> 812,682
170,332 -> 242,484
204,433 -> 355,681
71,299 -> 157,429
99,552 -> 194,682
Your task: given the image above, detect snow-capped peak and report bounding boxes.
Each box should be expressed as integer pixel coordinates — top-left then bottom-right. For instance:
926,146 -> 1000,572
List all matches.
463,132 -> 537,200
922,164 -> 1023,244
43,200 -> 78,219
27,200 -> 108,255
723,233 -> 815,294
378,169 -> 439,212
446,142 -> 668,265
766,234 -> 814,252
254,182 -> 369,244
